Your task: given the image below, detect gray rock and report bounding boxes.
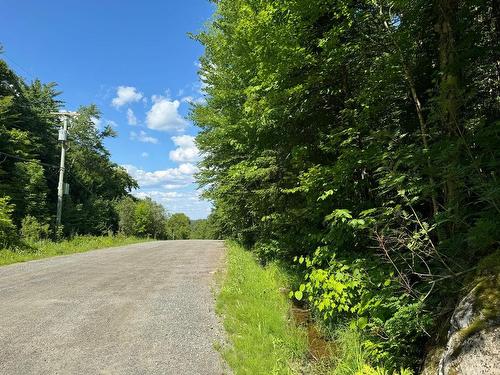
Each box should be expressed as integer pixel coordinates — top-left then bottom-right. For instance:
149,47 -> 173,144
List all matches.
436,277 -> 500,375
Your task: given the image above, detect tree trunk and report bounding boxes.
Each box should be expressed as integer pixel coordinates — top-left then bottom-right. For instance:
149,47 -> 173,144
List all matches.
436,0 -> 462,228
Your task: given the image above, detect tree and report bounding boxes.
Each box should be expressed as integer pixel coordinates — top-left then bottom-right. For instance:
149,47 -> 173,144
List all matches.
192,0 -> 499,369
165,213 -> 191,240
0,53 -> 138,239
12,161 -> 49,223
191,219 -> 212,239
116,196 -> 137,236
0,196 -> 16,248
133,198 -> 166,239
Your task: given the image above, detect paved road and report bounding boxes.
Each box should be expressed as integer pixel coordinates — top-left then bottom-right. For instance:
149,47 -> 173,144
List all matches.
0,240 -> 227,375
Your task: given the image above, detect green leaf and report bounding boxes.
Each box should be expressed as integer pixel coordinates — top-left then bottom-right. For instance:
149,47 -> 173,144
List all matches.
294,290 -> 303,301
357,317 -> 368,329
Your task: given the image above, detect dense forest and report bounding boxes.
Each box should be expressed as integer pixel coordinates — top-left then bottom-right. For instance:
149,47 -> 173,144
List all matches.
0,53 -> 206,246
193,0 -> 499,371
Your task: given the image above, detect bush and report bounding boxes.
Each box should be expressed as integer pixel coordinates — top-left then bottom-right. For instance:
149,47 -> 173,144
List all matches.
0,196 -> 17,248
292,245 -> 432,369
165,213 -> 191,239
116,196 -> 136,236
254,239 -> 283,263
134,198 -> 166,238
20,215 -> 50,242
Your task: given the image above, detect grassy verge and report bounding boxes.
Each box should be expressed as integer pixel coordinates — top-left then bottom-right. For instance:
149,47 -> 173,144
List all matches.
216,241 -> 308,374
0,235 -> 152,266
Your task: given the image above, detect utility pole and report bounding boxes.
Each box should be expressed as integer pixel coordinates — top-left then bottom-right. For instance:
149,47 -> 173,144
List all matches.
52,111 -> 78,229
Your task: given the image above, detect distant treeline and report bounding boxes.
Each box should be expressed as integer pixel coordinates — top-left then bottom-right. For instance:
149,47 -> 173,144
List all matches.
116,196 -> 217,240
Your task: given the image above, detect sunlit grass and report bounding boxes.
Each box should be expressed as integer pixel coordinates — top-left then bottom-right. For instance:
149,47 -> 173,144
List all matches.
0,235 -> 152,266
328,327 -> 368,375
216,241 -> 308,374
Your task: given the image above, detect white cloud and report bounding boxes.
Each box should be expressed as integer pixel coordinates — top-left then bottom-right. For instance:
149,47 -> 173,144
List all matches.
130,130 -> 159,144
141,152 -> 149,158
145,95 -> 187,132
163,183 -> 189,190
112,86 -> 144,108
123,163 -> 210,219
131,189 -> 212,219
180,95 -> 205,105
134,191 -> 185,200
127,108 -> 138,125
122,163 -> 198,187
169,135 -> 199,162
92,118 -> 117,129
91,117 -> 102,129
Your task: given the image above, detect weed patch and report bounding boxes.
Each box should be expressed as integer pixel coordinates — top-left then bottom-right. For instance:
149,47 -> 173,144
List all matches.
216,241 -> 308,374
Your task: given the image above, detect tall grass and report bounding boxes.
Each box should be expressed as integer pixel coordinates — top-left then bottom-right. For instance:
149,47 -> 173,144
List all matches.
329,327 -> 368,375
0,235 -> 151,266
216,241 -> 308,374
323,327 -> 413,375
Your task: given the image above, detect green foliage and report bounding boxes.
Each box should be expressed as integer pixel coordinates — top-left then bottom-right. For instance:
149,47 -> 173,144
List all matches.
355,365 -> 413,375
330,328 -> 369,375
0,235 -> 150,266
0,56 -> 138,240
255,240 -> 285,261
116,196 -> 195,240
0,196 -> 16,248
217,242 -> 307,374
116,196 -> 137,236
20,215 -> 50,242
130,198 -> 167,238
12,161 -> 49,222
325,327 -> 413,375
190,216 -> 219,239
193,0 -> 499,370
165,213 -> 191,239
292,246 -> 432,368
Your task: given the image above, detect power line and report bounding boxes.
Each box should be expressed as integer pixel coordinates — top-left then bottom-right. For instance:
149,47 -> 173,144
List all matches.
0,150 -> 59,169
66,166 -> 96,197
1,54 -> 37,82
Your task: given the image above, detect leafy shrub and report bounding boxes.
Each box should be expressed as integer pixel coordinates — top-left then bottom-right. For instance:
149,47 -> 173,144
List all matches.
254,239 -> 283,263
20,215 -> 50,242
292,246 -> 432,369
0,196 -> 17,248
365,303 -> 433,368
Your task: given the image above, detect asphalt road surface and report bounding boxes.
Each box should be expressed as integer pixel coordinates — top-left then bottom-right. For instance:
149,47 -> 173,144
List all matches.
0,240 -> 227,375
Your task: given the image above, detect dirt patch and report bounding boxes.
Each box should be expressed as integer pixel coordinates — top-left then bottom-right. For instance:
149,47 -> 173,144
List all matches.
291,306 -> 336,361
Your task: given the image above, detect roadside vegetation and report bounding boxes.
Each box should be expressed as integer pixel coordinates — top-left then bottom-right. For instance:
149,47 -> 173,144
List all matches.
216,242 -> 307,374
194,0 -> 499,372
0,235 -> 150,266
218,242 -> 413,375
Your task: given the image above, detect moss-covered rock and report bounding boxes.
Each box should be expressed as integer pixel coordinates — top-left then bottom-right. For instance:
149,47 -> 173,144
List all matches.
436,270 -> 499,375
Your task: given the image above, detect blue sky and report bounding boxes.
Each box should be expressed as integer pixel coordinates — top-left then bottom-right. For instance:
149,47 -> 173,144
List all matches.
1,0 -> 215,219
